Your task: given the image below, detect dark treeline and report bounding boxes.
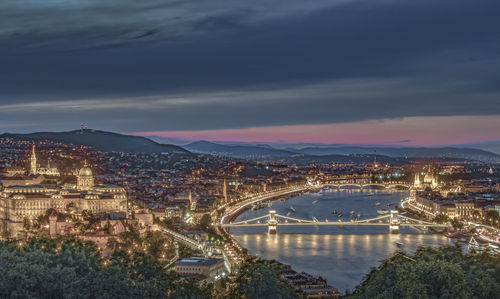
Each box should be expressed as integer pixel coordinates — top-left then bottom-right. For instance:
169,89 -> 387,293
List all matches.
1,238 -> 499,298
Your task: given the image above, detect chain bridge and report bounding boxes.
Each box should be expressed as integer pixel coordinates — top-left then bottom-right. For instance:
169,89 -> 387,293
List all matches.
220,210 -> 450,234
321,182 -> 412,190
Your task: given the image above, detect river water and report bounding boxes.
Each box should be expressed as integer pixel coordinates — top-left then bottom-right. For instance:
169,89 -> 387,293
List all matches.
229,189 -> 453,292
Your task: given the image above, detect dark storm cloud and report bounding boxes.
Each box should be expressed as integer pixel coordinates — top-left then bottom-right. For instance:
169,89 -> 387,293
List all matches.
0,0 -> 499,132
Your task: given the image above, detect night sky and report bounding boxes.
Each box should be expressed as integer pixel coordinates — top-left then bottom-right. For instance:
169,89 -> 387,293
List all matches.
1,0 -> 499,146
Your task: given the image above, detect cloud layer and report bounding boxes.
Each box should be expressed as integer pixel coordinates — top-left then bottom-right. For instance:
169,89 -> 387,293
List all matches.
0,0 -> 499,144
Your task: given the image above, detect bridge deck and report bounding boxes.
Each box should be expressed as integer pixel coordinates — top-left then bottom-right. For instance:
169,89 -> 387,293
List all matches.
221,222 -> 449,228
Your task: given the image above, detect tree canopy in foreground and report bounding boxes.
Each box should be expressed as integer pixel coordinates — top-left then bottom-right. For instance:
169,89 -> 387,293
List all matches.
2,238 -> 498,299
347,245 -> 500,299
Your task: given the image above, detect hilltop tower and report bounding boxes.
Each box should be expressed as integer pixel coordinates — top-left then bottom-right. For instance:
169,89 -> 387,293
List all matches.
30,144 -> 37,175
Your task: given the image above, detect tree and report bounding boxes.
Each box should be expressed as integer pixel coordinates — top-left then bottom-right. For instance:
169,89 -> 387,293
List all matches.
347,246 -> 500,298
22,217 -> 32,231
104,221 -> 114,234
0,238 -> 208,298
484,210 -> 500,228
81,209 -> 93,221
450,218 -> 463,230
237,259 -> 301,299
199,214 -> 212,232
433,214 -> 450,224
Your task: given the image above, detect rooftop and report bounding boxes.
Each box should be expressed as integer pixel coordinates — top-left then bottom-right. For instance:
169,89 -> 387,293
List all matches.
176,257 -> 223,267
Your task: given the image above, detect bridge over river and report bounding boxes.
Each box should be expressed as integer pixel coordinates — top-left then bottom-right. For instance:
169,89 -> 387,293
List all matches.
220,210 -> 450,234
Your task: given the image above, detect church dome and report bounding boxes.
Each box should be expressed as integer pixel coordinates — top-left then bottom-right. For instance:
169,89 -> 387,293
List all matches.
78,165 -> 93,177
423,172 -> 433,183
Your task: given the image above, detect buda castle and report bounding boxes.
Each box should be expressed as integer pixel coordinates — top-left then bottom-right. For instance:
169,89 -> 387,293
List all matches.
0,145 -> 127,238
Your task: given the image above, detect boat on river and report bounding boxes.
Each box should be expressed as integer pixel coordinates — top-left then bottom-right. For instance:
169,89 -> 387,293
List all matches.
289,206 -> 296,213
377,209 -> 389,215
332,210 -> 338,214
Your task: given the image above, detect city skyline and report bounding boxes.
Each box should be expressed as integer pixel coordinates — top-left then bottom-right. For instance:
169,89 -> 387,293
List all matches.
1,1 -> 500,297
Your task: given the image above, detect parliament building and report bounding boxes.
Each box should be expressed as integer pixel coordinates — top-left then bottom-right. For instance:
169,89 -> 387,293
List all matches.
0,145 -> 127,238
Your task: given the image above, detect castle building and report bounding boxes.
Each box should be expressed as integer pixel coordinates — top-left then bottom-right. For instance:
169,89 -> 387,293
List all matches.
0,159 -> 127,238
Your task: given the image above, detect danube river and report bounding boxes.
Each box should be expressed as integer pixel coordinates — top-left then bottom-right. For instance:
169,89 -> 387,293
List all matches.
229,189 -> 453,292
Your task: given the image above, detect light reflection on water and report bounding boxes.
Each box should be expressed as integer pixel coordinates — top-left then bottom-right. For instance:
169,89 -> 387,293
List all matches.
230,190 -> 453,292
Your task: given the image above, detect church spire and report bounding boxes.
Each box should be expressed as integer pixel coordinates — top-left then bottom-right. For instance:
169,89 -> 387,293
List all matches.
30,144 -> 37,175
414,173 -> 421,187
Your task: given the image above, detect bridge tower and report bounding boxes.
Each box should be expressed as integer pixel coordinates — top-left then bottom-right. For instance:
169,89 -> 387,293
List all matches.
389,210 -> 400,233
268,210 -> 278,234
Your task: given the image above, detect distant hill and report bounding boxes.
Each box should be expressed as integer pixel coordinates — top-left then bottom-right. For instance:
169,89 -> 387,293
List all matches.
281,154 -> 470,166
184,141 -> 299,158
287,146 -> 500,163
183,141 -> 499,163
0,130 -> 189,154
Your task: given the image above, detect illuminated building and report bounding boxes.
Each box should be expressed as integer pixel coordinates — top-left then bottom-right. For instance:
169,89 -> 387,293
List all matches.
0,162 -> 127,238
77,161 -> 94,191
30,145 -> 60,176
175,257 -> 226,280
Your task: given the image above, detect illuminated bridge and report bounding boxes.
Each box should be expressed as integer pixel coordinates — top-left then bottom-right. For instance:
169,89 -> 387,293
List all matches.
220,210 -> 450,234
321,182 -> 412,190
163,228 -> 220,256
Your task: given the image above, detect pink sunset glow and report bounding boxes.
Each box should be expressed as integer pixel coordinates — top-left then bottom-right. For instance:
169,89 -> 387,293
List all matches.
129,115 -> 500,146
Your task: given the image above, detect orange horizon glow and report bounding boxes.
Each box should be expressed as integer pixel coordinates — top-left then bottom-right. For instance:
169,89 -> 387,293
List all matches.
128,115 -> 500,146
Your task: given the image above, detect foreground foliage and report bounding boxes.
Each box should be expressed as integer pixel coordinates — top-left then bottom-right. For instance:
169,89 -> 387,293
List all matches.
0,239 -> 300,298
211,258 -> 302,299
0,238 -> 207,298
347,245 -> 500,299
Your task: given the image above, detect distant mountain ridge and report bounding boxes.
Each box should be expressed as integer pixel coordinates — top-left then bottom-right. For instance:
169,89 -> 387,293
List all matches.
184,141 -> 298,158
184,141 -> 499,162
0,130 -> 189,154
288,146 -> 499,163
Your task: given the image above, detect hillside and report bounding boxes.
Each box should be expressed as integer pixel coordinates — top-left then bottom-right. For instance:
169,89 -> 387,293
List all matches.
184,141 -> 299,158
0,130 -> 189,154
287,146 -> 500,163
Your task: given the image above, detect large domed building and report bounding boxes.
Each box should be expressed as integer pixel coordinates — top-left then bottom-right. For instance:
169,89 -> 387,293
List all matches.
0,153 -> 128,238
413,169 -> 439,189
77,162 -> 95,191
